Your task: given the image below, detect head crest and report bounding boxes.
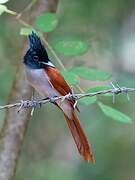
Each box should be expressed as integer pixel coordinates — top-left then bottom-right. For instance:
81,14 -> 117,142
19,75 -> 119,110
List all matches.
28,31 -> 43,50
28,31 -> 49,60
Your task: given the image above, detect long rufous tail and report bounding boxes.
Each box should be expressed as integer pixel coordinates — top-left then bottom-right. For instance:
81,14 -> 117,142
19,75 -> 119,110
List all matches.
63,111 -> 95,163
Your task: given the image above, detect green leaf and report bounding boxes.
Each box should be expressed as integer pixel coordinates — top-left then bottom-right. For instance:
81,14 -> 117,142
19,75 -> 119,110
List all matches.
0,5 -> 16,15
70,67 -> 111,81
20,28 -> 42,37
20,27 -> 33,36
0,4 -> 7,15
79,96 -> 97,105
87,86 -> 112,96
98,102 -> 132,124
61,71 -> 79,86
0,0 -> 9,3
54,40 -> 88,56
35,13 -> 58,32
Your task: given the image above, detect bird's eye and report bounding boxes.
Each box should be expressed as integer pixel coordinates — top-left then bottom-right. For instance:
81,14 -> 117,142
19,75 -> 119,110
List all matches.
33,55 -> 39,61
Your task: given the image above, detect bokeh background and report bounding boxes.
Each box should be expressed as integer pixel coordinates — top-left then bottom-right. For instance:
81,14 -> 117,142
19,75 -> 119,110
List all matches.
1,0 -> 135,179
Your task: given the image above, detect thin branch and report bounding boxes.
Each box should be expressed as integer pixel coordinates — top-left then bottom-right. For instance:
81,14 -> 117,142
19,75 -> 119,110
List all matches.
0,84 -> 135,111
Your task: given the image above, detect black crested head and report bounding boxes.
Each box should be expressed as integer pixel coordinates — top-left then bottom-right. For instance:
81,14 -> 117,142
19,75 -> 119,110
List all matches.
28,32 -> 46,53
29,31 -> 40,49
23,31 -> 55,69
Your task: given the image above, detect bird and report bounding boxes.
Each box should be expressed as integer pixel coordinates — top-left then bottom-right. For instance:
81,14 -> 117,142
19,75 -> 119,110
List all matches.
23,31 -> 95,163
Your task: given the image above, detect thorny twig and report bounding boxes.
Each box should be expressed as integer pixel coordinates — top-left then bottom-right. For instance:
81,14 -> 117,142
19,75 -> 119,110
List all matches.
0,83 -> 135,111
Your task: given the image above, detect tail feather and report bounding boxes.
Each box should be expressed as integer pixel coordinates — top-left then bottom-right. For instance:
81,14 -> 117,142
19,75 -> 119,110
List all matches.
64,112 -> 95,163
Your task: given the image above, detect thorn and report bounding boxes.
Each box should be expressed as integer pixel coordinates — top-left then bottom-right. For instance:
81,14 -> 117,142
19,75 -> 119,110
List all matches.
73,100 -> 78,109
31,107 -> 35,116
71,86 -> 74,95
110,82 -> 116,89
61,93 -> 71,103
17,100 -> 24,113
30,90 -> 35,116
112,93 -> 115,104
70,86 -> 77,101
121,87 -> 130,101
126,92 -> 130,101
116,83 -> 122,93
116,83 -> 121,89
110,82 -> 116,103
70,86 -> 79,110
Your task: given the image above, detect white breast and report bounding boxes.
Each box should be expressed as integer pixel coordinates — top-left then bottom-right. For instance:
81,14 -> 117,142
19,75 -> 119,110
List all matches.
25,67 -> 73,118
25,67 -> 59,97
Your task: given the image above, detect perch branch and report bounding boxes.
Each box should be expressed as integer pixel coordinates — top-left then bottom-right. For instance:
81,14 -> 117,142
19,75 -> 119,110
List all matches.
0,84 -> 135,111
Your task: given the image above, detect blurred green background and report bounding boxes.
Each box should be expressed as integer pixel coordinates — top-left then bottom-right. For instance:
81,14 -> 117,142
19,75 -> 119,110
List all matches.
1,0 -> 135,179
